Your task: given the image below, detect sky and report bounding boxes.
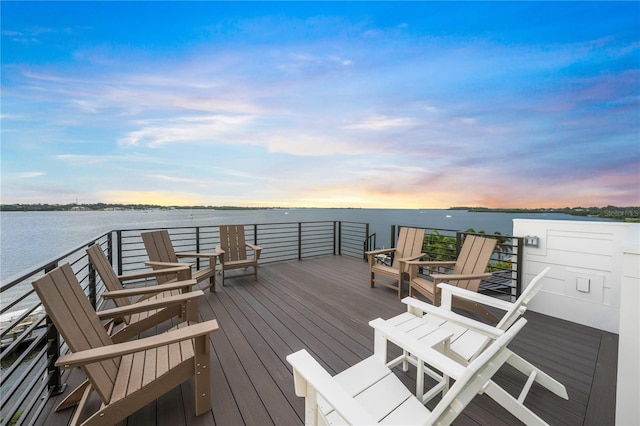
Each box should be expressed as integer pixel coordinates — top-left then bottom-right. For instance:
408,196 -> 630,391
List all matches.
1,1 -> 639,209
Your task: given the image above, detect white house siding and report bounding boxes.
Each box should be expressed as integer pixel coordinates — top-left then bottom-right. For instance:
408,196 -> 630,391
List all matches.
616,243 -> 640,426
512,219 -> 638,334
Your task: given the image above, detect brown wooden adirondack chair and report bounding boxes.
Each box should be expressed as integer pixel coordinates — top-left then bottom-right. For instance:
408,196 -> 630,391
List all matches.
141,229 -> 218,291
408,234 -> 498,322
86,243 -> 201,342
216,224 -> 262,287
32,263 -> 219,425
365,227 -> 426,299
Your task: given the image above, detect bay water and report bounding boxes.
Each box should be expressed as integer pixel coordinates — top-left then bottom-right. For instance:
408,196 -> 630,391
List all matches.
0,208 -> 612,284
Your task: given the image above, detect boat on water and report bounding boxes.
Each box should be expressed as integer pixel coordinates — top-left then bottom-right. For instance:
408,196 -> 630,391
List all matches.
0,307 -> 46,350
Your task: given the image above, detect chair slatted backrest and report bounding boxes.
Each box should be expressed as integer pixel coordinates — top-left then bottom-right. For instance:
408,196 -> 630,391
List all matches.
32,263 -> 119,404
219,225 -> 248,262
451,235 -> 497,291
142,230 -> 179,284
496,267 -> 551,331
392,227 -> 425,272
87,244 -> 131,313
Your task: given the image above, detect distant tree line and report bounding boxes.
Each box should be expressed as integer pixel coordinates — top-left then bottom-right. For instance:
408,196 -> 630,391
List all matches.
450,206 -> 640,221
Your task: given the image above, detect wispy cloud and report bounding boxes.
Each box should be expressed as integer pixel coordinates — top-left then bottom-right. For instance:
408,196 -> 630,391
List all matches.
117,114 -> 257,147
143,174 -> 194,183
343,115 -> 416,130
17,172 -> 45,178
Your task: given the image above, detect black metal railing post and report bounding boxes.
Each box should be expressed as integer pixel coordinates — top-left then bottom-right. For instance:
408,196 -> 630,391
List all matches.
337,221 -> 342,256
363,223 -> 369,260
333,222 -> 337,255
390,225 -> 396,248
515,237 -> 524,298
195,227 -> 201,270
298,222 -> 302,260
107,232 -> 113,265
43,261 -> 64,396
254,224 -> 258,245
88,243 -> 97,309
117,230 -> 123,275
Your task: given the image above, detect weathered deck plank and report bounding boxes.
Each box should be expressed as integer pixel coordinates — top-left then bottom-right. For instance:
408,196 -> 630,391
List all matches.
35,255 -> 617,425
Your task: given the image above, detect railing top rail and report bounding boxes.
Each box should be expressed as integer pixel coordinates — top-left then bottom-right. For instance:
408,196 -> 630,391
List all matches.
112,219 -> 368,233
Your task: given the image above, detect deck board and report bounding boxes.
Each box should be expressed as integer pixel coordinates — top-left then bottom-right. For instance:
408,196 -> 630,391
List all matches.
35,255 -> 617,425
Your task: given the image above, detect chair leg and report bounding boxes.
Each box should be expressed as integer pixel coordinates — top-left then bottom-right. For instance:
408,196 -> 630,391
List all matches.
55,380 -> 90,411
483,380 -> 549,425
69,384 -> 93,425
370,272 -> 375,288
209,275 -> 216,293
194,335 -> 212,415
506,351 -> 568,399
184,299 -> 199,323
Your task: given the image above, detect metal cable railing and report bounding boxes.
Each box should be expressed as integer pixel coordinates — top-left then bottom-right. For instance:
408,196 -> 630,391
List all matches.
0,220 -> 367,425
0,219 -> 521,425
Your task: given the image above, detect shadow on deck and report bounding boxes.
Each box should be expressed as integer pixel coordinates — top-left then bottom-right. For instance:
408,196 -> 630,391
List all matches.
35,255 -> 617,425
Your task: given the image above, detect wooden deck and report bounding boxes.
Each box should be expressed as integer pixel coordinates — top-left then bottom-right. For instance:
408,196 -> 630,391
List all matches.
35,255 -> 618,425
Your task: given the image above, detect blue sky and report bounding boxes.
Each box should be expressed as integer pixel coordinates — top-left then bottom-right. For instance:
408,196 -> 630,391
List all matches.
2,1 -> 638,208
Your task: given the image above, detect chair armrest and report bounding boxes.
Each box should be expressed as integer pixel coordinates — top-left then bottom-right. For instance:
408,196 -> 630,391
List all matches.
145,260 -> 194,269
286,350 -> 377,424
365,248 -> 397,256
369,318 -> 466,379
215,246 -> 226,255
103,279 -> 198,299
117,265 -> 192,282
431,272 -> 492,282
97,290 -> 204,320
56,319 -> 219,369
246,243 -> 262,260
176,252 -> 218,259
437,283 -> 516,312
397,253 -> 426,262
404,260 -> 457,267
401,297 -> 503,338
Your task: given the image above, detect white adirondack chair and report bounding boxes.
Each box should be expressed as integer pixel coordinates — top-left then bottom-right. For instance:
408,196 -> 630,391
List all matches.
388,267 -> 567,424
287,318 -> 528,426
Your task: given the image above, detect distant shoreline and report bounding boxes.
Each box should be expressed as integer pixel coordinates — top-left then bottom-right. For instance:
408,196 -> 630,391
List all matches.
1,203 -> 638,222
449,206 -> 640,221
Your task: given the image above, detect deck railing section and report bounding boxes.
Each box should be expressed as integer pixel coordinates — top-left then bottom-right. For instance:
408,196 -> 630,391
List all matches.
114,221 -> 368,274
0,220 -> 366,425
0,220 -> 520,425
0,232 -> 112,426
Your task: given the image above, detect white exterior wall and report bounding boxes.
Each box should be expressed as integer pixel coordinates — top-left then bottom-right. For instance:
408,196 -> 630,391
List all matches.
513,219 -> 639,425
616,243 -> 640,425
512,219 -> 639,334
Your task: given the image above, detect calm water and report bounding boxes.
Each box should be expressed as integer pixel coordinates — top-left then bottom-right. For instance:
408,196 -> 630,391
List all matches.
0,208 -> 613,283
